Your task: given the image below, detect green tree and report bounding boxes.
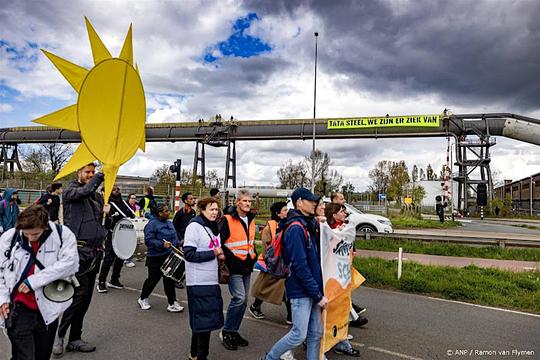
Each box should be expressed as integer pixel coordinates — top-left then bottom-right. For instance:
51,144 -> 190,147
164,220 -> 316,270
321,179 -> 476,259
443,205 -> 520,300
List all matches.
426,164 -> 436,180
368,160 -> 390,195
387,161 -> 410,203
412,164 -> 419,183
277,160 -> 309,189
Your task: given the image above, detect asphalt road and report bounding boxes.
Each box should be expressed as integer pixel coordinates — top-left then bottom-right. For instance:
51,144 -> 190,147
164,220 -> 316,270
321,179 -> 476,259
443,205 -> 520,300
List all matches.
457,220 -> 540,236
1,264 -> 538,360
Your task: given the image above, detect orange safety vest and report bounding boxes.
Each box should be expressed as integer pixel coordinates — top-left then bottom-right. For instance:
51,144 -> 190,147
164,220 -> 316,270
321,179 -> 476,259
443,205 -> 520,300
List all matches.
258,220 -> 278,261
224,214 -> 256,260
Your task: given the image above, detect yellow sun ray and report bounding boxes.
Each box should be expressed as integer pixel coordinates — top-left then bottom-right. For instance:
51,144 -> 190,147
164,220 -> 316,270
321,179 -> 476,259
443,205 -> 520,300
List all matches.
33,104 -> 79,131
102,164 -> 120,203
54,143 -> 96,181
36,18 -> 146,205
119,24 -> 133,66
41,50 -> 88,93
85,17 -> 112,64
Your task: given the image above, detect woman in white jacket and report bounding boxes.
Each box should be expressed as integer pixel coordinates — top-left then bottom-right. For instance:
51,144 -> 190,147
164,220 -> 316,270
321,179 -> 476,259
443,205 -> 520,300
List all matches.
0,205 -> 79,360
183,197 -> 225,360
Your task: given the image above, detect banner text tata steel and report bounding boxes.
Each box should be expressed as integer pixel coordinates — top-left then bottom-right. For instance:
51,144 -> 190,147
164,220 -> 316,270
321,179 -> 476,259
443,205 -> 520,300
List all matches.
327,114 -> 441,129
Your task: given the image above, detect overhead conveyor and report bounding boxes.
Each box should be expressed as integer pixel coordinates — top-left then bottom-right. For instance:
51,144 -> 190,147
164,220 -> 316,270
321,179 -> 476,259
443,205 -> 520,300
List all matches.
1,112 -> 539,212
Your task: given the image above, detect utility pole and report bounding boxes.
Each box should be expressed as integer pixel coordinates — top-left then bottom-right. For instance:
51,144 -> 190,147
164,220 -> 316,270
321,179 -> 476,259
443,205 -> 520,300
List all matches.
311,31 -> 319,192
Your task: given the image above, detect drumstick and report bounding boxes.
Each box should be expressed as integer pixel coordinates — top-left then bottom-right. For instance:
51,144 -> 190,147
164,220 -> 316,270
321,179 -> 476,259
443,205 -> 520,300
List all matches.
162,239 -> 183,255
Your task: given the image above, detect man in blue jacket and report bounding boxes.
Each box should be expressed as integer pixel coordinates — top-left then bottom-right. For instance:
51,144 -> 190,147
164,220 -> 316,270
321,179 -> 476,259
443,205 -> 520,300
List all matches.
263,188 -> 328,360
0,188 -> 20,234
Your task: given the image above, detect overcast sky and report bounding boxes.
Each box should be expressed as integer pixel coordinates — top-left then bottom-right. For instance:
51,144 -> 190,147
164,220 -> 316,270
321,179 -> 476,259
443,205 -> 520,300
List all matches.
1,0 -> 539,191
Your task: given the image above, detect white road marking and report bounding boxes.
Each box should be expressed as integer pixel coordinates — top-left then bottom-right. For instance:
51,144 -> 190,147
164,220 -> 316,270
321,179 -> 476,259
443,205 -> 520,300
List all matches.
425,295 -> 540,318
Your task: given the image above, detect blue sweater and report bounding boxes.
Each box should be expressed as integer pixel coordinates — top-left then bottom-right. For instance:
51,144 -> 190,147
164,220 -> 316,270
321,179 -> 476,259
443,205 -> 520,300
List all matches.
144,216 -> 180,257
282,210 -> 324,303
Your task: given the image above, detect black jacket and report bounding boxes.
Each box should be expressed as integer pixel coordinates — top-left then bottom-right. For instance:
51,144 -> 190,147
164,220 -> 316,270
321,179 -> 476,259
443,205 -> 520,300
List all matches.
219,207 -> 257,275
63,173 -> 106,245
106,193 -> 135,231
172,207 -> 196,242
38,193 -> 61,222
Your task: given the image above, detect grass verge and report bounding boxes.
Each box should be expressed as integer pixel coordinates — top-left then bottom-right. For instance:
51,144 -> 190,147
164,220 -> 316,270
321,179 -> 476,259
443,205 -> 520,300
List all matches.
354,257 -> 540,314
355,238 -> 540,262
390,216 -> 462,229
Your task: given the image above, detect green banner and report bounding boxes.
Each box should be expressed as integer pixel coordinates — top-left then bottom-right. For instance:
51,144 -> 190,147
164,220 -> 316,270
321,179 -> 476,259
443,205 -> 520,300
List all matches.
327,114 -> 441,129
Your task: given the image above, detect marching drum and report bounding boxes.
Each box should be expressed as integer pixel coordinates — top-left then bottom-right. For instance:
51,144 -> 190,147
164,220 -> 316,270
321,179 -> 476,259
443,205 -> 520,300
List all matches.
130,217 -> 148,260
161,249 -> 185,282
111,218 -> 138,260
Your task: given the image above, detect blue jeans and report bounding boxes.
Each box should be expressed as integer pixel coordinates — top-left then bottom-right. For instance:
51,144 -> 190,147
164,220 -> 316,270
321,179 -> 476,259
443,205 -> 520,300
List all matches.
223,273 -> 251,332
265,297 -> 322,360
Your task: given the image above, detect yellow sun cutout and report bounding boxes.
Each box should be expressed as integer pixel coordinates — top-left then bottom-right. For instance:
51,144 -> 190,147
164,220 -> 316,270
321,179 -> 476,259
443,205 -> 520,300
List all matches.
33,17 -> 146,203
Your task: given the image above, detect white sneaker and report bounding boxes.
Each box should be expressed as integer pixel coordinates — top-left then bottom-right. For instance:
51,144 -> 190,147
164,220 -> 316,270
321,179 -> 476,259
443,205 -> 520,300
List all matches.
124,260 -> 135,268
138,298 -> 151,310
167,301 -> 184,312
52,336 -> 65,357
280,350 -> 297,360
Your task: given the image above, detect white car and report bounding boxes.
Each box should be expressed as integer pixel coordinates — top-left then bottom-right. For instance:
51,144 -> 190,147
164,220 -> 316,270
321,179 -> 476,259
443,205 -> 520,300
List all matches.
287,197 -> 393,233
340,202 -> 393,233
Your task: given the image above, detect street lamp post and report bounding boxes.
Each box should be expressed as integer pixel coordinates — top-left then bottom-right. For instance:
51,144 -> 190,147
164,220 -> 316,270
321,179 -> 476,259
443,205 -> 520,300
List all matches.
311,32 -> 319,193
530,176 -> 535,216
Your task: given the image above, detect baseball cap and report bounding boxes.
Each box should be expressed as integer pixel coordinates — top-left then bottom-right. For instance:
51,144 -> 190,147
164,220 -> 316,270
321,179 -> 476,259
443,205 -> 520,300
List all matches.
291,188 -> 320,205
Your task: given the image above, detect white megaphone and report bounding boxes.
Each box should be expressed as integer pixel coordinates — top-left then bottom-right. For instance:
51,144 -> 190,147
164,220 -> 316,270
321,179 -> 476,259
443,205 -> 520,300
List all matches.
43,275 -> 80,303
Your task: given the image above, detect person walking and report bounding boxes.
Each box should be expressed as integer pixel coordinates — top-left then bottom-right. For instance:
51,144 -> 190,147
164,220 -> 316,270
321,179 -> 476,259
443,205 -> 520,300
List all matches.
0,188 -> 20,234
331,192 -> 369,326
97,185 -> 135,293
37,183 -> 63,223
53,163 -> 110,356
324,203 -> 361,357
262,188 -> 327,360
183,197 -> 225,360
172,192 -> 196,289
249,201 -> 291,321
219,190 -> 257,351
0,205 -> 79,360
137,204 -> 184,313
138,186 -> 157,219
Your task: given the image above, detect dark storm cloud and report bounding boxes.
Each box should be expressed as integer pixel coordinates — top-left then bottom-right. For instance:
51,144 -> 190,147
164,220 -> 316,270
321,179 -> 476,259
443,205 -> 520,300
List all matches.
246,0 -> 540,112
147,55 -> 293,99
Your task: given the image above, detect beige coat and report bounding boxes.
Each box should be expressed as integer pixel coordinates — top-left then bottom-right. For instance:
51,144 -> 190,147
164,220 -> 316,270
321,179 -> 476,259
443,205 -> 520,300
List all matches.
250,223 -> 285,305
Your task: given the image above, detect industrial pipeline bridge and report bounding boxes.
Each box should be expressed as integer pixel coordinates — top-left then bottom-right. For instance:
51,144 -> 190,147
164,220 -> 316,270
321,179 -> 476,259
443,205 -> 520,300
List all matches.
2,112 -> 540,211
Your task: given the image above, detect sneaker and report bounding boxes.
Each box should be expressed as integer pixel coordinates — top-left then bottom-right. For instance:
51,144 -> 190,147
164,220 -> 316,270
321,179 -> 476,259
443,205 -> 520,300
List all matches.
333,346 -> 361,357
249,305 -> 265,319
107,280 -> 124,289
352,303 -> 367,315
280,350 -> 297,360
52,336 -> 65,357
234,332 -> 249,347
349,315 -> 368,328
96,282 -> 108,293
66,339 -> 96,353
138,298 -> 151,310
124,260 -> 135,267
167,301 -> 184,312
220,331 -> 238,351
347,334 -> 354,340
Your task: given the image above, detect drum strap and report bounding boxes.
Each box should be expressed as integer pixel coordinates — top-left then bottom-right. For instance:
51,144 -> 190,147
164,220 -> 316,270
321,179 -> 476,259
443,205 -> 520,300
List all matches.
111,202 -> 127,218
124,200 -> 137,217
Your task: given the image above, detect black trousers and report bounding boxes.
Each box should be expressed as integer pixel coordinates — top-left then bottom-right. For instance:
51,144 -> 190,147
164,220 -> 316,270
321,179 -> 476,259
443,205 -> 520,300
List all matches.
140,254 -> 176,305
190,331 -> 211,360
98,234 -> 123,284
7,304 -> 58,360
57,251 -> 102,342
